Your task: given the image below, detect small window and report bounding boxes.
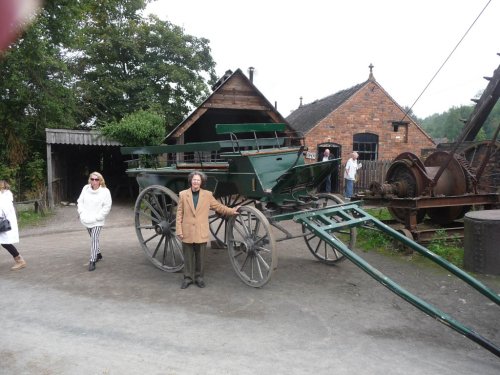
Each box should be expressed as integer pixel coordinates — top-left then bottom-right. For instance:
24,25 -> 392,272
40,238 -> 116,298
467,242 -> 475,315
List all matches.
353,133 -> 378,161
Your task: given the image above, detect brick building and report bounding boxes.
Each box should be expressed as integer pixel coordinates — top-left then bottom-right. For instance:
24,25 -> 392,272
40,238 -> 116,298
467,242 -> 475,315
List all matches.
286,67 -> 435,165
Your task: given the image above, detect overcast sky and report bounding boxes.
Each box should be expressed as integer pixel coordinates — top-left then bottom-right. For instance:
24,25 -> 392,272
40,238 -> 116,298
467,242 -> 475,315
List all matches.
146,0 -> 500,119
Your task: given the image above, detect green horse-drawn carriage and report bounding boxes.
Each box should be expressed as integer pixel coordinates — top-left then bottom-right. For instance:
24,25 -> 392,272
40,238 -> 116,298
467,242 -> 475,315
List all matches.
122,123 -> 350,288
122,122 -> 500,356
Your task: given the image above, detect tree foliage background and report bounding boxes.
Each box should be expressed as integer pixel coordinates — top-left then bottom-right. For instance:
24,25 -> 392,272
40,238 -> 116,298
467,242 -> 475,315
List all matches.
419,101 -> 500,142
0,0 -> 216,198
1,0 -> 498,200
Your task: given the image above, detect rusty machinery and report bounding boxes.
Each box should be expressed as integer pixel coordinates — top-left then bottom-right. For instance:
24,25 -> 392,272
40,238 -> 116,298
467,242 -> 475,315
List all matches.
362,59 -> 500,241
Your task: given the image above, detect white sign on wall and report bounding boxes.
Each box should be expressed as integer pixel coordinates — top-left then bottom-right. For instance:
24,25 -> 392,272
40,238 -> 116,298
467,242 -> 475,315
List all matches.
306,152 -> 317,160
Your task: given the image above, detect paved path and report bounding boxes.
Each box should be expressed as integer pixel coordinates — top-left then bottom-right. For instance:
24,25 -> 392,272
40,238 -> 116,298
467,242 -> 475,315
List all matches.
1,202 -> 499,374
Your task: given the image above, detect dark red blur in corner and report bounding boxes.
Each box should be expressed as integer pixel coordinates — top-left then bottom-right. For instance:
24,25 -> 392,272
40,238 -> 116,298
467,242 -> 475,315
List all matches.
0,0 -> 41,52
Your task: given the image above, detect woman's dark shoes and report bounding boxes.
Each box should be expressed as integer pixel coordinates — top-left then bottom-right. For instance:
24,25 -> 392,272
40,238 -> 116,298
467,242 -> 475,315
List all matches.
181,278 -> 193,289
96,253 -> 103,262
89,262 -> 96,271
195,277 -> 206,288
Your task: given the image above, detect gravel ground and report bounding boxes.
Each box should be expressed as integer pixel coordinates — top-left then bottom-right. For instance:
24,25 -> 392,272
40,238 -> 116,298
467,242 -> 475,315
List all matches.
0,200 -> 499,374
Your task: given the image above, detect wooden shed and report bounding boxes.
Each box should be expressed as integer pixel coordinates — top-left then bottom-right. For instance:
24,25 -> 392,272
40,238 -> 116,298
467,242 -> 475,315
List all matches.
45,129 -> 134,208
166,68 -> 298,145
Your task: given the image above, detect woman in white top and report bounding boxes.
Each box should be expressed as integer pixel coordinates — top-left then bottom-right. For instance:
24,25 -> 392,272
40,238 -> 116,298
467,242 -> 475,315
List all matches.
77,172 -> 112,271
0,180 -> 26,270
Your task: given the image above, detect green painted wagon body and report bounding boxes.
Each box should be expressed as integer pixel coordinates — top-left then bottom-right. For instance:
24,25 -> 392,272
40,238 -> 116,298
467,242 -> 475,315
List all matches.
122,123 -> 338,206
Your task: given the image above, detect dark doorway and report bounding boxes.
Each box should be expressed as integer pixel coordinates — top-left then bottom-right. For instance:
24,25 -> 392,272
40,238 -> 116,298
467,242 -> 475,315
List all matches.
317,142 -> 341,193
51,144 -> 136,203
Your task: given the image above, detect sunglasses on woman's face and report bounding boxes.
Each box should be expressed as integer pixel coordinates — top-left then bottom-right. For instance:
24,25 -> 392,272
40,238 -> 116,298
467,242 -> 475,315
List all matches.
90,178 -> 100,181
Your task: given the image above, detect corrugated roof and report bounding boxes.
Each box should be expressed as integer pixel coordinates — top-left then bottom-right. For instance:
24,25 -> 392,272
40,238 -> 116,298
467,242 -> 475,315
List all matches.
45,129 -> 121,146
286,81 -> 368,134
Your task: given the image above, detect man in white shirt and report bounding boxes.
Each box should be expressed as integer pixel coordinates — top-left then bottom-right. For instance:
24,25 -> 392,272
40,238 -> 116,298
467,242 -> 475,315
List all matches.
344,152 -> 362,200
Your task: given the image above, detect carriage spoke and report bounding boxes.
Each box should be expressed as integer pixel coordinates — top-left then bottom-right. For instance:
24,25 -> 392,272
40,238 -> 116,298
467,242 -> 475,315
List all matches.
144,232 -> 160,245
233,221 -> 249,239
254,256 -> 264,280
240,252 -> 251,271
302,193 -> 355,265
210,217 -> 224,236
137,223 -> 155,230
134,185 -> 183,272
255,245 -> 271,254
255,252 -> 270,271
162,237 -> 169,266
209,195 -> 253,247
138,209 -> 160,224
253,219 -> 261,236
227,206 -> 276,287
253,234 -> 267,246
313,239 -> 322,255
144,194 -> 163,220
171,237 -> 184,266
152,234 -> 165,257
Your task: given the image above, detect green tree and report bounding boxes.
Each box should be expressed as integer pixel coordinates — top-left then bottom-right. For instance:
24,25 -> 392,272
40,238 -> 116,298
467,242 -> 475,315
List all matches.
100,109 -> 165,146
0,0 -> 217,199
475,129 -> 487,142
421,102 -> 500,142
441,106 -> 468,142
481,101 -> 500,139
0,2 -> 79,196
73,1 -> 217,129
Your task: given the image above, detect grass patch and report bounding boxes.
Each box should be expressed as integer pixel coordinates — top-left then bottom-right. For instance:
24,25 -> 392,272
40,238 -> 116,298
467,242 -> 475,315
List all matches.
426,229 -> 464,267
356,207 -> 394,254
364,207 -> 393,221
356,208 -> 464,267
357,227 -> 393,253
17,209 -> 53,228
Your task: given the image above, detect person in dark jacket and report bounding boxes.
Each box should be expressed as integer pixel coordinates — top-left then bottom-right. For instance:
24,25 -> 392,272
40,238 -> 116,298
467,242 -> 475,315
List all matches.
320,149 -> 333,193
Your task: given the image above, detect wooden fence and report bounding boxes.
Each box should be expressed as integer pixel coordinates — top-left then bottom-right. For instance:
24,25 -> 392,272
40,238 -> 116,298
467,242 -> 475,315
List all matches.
339,159 -> 392,195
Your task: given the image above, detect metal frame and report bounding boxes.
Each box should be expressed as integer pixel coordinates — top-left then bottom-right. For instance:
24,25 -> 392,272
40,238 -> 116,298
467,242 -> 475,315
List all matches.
273,201 -> 500,357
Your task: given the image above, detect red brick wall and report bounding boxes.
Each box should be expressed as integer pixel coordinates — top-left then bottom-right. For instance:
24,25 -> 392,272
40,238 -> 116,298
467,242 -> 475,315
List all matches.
304,82 -> 435,163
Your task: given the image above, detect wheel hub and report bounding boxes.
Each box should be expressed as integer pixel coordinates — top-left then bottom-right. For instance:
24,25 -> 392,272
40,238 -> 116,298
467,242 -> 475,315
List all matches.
155,220 -> 171,236
243,239 -> 257,256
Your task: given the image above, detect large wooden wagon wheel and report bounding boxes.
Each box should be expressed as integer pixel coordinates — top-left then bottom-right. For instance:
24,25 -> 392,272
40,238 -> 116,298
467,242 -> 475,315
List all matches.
134,185 -> 183,272
227,206 -> 277,287
302,193 -> 356,264
209,194 -> 254,248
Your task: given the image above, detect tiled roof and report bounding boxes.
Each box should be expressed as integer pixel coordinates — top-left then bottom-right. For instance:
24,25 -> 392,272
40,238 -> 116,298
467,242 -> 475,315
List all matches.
286,81 -> 368,134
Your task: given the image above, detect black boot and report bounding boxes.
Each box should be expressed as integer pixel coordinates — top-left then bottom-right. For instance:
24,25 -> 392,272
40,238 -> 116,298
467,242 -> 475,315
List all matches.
89,262 -> 96,271
181,277 -> 193,289
96,253 -> 103,262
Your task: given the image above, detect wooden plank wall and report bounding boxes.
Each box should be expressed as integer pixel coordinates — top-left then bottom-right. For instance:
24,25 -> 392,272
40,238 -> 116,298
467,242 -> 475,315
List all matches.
340,159 -> 392,195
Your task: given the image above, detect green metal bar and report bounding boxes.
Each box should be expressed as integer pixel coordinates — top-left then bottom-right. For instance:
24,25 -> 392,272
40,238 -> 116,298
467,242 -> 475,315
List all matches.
121,137 -> 287,156
121,142 -> 222,154
366,212 -> 500,306
293,203 -> 500,357
271,201 -> 363,222
216,123 -> 286,134
292,203 -> 500,305
221,137 -> 285,152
